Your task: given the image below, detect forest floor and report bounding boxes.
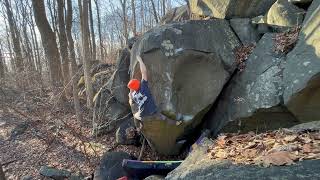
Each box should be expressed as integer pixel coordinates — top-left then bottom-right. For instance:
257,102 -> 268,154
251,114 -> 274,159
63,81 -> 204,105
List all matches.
0,87 -> 183,179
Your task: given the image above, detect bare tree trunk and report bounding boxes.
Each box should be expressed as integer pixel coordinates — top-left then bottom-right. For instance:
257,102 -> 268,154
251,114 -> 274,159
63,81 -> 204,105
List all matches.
31,0 -> 62,87
140,0 -> 145,32
66,0 -> 82,121
94,0 -> 104,62
0,163 -> 5,180
4,21 -> 14,71
57,0 -> 71,95
162,0 -> 166,17
22,24 -> 34,72
150,0 -> 159,23
29,21 -> 42,75
89,0 -> 96,61
3,0 -> 23,72
47,0 -> 58,35
131,0 -> 137,35
0,45 -> 5,81
19,0 -> 36,73
119,0 -> 128,46
80,0 -> 94,108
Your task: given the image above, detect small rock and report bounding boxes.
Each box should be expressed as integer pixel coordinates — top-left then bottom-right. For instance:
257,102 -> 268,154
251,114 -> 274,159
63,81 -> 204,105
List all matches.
22,175 -> 33,180
69,175 -> 85,180
93,151 -> 134,180
144,175 -> 165,180
39,165 -> 71,180
116,120 -> 139,145
288,0 -> 313,5
10,122 -> 29,139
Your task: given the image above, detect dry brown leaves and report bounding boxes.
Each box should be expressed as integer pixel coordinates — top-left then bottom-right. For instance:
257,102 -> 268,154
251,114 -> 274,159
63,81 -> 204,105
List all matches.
208,130 -> 320,167
274,26 -> 300,54
234,44 -> 256,72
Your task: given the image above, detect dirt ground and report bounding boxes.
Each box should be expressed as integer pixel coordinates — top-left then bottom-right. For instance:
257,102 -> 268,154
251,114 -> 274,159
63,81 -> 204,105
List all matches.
0,87 -> 185,179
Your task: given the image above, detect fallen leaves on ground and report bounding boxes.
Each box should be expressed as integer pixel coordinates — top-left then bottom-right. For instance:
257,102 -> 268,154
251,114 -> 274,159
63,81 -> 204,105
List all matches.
208,130 -> 320,166
234,44 -> 256,72
274,26 -> 300,54
257,151 -> 298,167
0,87 -> 185,179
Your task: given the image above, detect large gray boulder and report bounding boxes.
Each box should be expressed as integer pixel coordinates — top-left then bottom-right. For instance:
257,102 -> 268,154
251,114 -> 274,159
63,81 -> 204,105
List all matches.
267,0 -> 305,27
92,48 -> 131,136
189,0 -> 276,19
130,20 -> 240,155
167,153 -> 320,179
208,33 -> 299,135
107,48 -> 131,105
161,5 -> 189,24
283,0 -> 320,122
251,0 -> 305,34
230,18 -> 261,44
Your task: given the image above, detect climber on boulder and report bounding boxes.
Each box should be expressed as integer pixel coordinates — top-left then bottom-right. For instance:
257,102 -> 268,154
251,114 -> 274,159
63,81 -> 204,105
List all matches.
127,56 -> 158,122
127,56 -> 180,128
127,55 -> 185,154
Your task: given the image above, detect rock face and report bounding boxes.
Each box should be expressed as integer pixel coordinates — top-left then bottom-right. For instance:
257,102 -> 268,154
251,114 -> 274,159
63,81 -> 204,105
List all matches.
166,138 -> 320,180
130,20 -> 240,155
108,48 -> 131,105
94,151 -> 133,180
161,5 -> 189,24
283,0 -> 320,122
206,0 -> 320,137
230,18 -> 261,44
189,0 -> 276,19
266,0 -> 305,27
207,33 -> 299,135
92,48 -> 131,135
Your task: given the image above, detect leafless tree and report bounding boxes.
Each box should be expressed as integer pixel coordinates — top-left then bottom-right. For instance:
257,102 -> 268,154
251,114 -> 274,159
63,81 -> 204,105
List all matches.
3,0 -> 23,73
150,0 -> 159,23
66,0 -> 82,121
31,0 -> 62,87
119,0 -> 129,46
131,0 -> 137,35
89,0 -> 96,61
57,0 -> 71,95
94,0 -> 104,62
79,0 -> 94,108
0,42 -> 5,82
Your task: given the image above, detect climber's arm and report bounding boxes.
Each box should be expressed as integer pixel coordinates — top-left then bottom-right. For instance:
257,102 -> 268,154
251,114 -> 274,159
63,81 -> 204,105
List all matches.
137,55 -> 147,81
